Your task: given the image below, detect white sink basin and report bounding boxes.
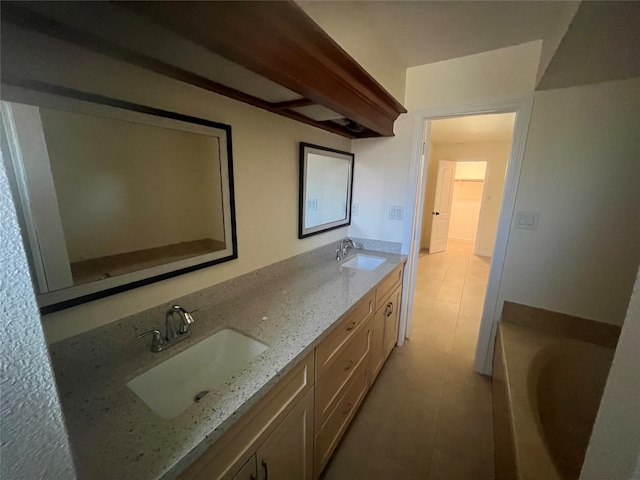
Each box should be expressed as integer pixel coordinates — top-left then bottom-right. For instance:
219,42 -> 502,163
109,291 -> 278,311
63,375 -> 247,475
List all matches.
341,254 -> 386,271
127,329 -> 268,418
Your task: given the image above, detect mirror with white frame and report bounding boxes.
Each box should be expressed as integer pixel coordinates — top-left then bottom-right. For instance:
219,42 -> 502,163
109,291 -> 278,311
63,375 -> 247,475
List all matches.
298,142 -> 354,238
1,81 -> 237,313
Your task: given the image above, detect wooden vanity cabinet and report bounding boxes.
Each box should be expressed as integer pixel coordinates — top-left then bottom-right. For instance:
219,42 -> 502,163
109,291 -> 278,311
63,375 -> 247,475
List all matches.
256,388 -> 314,480
371,265 -> 404,382
180,262 -> 405,480
179,354 -> 314,480
231,457 -> 256,480
224,388 -> 314,480
313,304 -> 373,477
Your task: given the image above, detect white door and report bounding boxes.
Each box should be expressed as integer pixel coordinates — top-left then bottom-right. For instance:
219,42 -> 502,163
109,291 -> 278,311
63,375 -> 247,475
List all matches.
429,160 -> 456,253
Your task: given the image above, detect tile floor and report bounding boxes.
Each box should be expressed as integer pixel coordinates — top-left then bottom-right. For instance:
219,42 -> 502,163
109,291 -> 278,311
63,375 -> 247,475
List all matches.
323,239 -> 495,479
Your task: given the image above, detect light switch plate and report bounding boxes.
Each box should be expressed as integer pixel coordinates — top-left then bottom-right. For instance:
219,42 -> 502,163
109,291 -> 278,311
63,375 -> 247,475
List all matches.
514,211 -> 539,229
351,202 -> 359,217
389,205 -> 404,221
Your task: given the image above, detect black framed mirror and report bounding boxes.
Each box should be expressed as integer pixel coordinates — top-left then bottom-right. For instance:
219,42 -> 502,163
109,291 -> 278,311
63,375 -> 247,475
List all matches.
298,142 -> 354,239
1,79 -> 237,313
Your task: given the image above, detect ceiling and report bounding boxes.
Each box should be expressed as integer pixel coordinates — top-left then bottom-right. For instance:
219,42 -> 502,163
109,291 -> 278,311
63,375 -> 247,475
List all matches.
429,113 -> 516,144
298,1 -> 580,84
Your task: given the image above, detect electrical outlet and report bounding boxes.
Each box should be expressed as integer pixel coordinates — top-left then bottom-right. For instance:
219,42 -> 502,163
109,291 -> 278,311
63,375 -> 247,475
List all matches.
388,205 -> 404,221
306,199 -> 317,212
351,202 -> 359,217
514,211 -> 539,229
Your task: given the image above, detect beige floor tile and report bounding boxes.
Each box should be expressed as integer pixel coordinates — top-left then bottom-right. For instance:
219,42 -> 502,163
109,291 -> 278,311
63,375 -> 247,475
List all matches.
462,285 -> 487,304
459,298 -> 485,318
380,343 -> 450,398
430,300 -> 460,320
437,284 -> 464,304
432,384 -> 493,468
452,321 -> 481,352
427,447 -> 495,480
415,284 -> 441,302
445,349 -> 492,397
412,318 -> 456,353
413,295 -> 435,310
323,452 -> 426,480
442,270 -> 467,287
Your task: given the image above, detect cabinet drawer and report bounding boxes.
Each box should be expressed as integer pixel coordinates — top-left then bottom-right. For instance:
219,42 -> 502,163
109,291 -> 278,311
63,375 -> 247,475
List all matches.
179,353 -> 314,480
383,285 -> 402,361
314,362 -> 369,477
375,264 -> 404,311
315,291 -> 374,380
315,321 -> 371,429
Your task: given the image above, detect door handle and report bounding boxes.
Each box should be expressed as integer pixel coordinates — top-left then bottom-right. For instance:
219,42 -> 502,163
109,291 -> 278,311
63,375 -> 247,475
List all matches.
432,211 -> 440,215
262,459 -> 268,480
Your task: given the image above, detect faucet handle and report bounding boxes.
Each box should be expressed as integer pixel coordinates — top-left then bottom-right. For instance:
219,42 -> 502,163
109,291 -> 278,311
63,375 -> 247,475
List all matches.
179,310 -> 195,334
137,330 -> 165,352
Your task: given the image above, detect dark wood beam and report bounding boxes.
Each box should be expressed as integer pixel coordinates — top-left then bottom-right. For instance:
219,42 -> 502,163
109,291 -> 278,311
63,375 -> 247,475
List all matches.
0,3 -> 357,139
122,1 -> 406,136
270,98 -> 316,110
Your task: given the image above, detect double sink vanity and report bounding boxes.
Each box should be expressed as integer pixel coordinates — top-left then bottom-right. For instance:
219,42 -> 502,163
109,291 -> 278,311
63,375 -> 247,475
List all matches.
49,244 -> 406,479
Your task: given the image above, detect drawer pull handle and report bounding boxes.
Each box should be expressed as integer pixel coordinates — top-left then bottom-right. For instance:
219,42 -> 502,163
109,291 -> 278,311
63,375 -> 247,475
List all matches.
386,302 -> 394,317
342,402 -> 354,415
262,459 -> 268,480
346,321 -> 357,331
344,360 -> 355,371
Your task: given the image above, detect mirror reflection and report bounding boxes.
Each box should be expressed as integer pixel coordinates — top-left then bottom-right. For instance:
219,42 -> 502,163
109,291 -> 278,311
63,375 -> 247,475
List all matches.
42,108 -> 226,285
1,84 -> 237,312
299,143 -> 354,238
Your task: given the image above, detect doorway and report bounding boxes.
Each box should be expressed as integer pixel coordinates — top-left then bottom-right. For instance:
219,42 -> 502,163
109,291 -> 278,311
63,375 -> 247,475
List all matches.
405,110 -> 521,374
423,159 -> 488,255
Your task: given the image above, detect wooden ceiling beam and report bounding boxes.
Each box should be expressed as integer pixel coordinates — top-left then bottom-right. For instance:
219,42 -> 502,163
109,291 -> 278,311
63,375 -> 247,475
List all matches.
270,98 -> 316,110
0,3 -> 356,139
122,1 -> 406,136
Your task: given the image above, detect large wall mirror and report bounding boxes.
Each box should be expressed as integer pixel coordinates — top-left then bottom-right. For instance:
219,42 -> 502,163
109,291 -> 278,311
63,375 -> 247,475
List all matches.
298,143 -> 354,238
1,81 -> 237,313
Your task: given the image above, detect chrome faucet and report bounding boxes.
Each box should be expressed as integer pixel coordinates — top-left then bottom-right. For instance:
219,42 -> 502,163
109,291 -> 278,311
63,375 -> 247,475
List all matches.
336,238 -> 357,260
137,305 -> 195,353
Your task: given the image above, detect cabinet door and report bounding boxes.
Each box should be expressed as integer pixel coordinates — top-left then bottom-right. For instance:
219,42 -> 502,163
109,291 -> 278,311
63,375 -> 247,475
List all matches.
232,456 -> 257,480
256,388 -> 314,480
383,285 -> 402,360
370,306 -> 386,382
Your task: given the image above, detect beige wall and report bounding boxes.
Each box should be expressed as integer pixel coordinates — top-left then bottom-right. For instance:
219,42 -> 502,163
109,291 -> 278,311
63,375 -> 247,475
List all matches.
448,180 -> 484,242
421,142 -> 511,255
349,41 -> 541,245
2,24 -> 351,343
499,77 -> 640,326
41,108 -> 224,261
580,266 -> 640,480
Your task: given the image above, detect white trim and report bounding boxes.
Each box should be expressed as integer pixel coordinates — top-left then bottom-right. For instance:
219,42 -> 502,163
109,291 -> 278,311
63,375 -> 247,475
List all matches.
400,96 -> 534,375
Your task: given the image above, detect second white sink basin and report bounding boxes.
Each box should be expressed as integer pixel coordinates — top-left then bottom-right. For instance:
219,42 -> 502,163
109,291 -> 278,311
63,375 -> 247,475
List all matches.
127,329 -> 268,419
341,254 -> 386,271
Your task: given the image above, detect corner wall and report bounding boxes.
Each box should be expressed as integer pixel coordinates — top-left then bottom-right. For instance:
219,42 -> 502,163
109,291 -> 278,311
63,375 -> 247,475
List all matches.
580,266 -> 640,480
498,77 -> 640,325
0,151 -> 76,479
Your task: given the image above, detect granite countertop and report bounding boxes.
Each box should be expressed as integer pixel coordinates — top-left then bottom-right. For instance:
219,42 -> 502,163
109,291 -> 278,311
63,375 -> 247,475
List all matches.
49,244 -> 406,479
